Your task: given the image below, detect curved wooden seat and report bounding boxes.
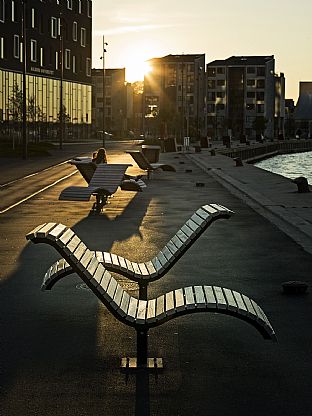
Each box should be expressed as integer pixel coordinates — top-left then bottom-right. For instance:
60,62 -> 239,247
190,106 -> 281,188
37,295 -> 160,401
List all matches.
26,222 -> 277,368
43,204 -> 233,298
126,150 -> 176,179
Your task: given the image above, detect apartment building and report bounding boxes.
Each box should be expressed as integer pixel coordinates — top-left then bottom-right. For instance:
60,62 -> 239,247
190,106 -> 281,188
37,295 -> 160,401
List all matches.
206,55 -> 285,140
91,68 -> 128,138
0,0 -> 92,141
294,82 -> 312,138
144,54 -> 206,140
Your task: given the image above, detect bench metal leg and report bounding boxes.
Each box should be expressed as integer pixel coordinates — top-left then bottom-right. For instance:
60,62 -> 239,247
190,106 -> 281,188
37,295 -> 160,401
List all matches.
137,329 -> 148,367
139,283 -> 148,300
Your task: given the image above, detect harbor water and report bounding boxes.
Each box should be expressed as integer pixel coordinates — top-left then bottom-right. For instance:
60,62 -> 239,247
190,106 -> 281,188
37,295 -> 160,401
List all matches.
255,151 -> 312,184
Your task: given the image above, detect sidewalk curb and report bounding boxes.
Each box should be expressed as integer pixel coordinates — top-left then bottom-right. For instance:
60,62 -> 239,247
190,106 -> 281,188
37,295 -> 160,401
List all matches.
188,153 -> 312,255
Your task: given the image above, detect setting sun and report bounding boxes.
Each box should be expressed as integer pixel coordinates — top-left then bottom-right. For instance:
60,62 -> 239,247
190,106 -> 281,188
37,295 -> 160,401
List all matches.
126,58 -> 152,83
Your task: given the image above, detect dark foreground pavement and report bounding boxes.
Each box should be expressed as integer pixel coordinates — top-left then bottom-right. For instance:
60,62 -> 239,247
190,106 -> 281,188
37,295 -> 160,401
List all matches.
1,144 -> 312,416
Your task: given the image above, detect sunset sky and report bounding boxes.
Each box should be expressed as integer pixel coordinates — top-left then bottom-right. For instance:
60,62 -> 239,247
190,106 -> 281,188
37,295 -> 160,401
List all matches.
92,0 -> 312,101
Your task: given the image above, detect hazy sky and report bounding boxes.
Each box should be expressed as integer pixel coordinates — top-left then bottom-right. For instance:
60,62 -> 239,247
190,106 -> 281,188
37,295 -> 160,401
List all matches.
92,0 -> 312,101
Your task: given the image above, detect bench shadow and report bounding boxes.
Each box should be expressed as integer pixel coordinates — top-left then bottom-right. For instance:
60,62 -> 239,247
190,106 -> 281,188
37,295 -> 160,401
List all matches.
0,191 -> 154,415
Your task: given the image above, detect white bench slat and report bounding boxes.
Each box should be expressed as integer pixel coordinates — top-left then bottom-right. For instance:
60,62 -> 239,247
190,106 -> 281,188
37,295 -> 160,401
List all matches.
36,223 -> 57,238
196,208 -> 210,221
72,242 -> 88,263
58,229 -> 75,247
151,256 -> 164,273
242,294 -> 257,319
156,251 -> 168,267
223,288 -> 238,312
174,288 -> 185,312
166,240 -> 180,256
161,247 -> 175,263
106,276 -> 118,301
165,291 -> 175,316
47,224 -> 67,240
155,295 -> 165,320
93,264 -> 106,286
118,291 -> 131,318
126,297 -> 138,322
64,235 -> 81,256
194,286 -> 206,308
213,286 -> 227,309
203,286 -> 217,309
103,252 -> 113,265
232,290 -> 248,315
111,284 -> 124,310
184,287 -> 195,309
146,299 -> 157,323
202,204 -> 218,217
136,300 -> 147,324
138,263 -> 150,277
125,259 -> 135,275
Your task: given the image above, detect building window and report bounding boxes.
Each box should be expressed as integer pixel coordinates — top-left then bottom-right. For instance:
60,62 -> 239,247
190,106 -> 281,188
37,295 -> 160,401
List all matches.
217,67 -> 225,74
257,104 -> 264,113
216,91 -> 225,98
207,79 -> 215,89
13,34 -> 19,58
40,47 -> 44,66
72,55 -> 76,73
65,49 -> 70,69
217,79 -> 225,87
207,92 -> 215,101
247,67 -> 255,74
256,91 -> 265,100
72,21 -> 77,41
0,0 -> 4,22
247,79 -> 255,87
207,68 -> 216,77
0,37 -> 4,59
30,39 -> 37,62
31,8 -> 36,28
67,0 -> 72,10
86,57 -> 91,76
81,28 -> 86,46
87,0 -> 92,17
257,67 -> 265,76
246,91 -> 255,98
207,104 -> 215,113
246,103 -> 255,111
11,1 -> 15,22
78,0 -> 82,13
216,103 -> 225,111
51,17 -> 57,38
256,79 -> 265,89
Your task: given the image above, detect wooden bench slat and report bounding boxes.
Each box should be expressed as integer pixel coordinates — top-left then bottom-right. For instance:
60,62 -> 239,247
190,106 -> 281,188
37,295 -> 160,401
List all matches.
118,291 -> 131,317
184,287 -> 195,309
118,256 -> 127,270
47,224 -> 67,240
166,240 -> 179,256
132,262 -> 141,276
232,290 -> 248,315
174,288 -> 185,312
146,299 -> 157,323
181,224 -> 194,239
126,297 -> 138,322
136,300 -> 147,324
93,264 -> 106,286
72,242 -> 88,263
138,263 -> 150,277
165,291 -> 175,316
111,284 -> 124,310
203,286 -> 217,309
242,294 -> 257,319
145,261 -> 157,277
176,229 -> 188,244
185,219 -> 198,233
213,286 -> 227,309
36,223 -> 57,238
202,204 -> 218,217
194,286 -> 206,308
79,249 -> 94,271
151,257 -> 163,272
155,295 -> 165,320
223,288 -> 238,312
103,252 -> 113,265
64,235 -> 81,256
57,229 -> 75,247
125,259 -> 135,275
190,213 -> 206,228
161,246 -> 175,262
95,251 -> 104,262
196,208 -> 210,221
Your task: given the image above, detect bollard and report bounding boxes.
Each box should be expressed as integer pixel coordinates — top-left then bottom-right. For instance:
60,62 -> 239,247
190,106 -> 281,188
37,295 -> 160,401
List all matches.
234,157 -> 243,167
292,176 -> 310,193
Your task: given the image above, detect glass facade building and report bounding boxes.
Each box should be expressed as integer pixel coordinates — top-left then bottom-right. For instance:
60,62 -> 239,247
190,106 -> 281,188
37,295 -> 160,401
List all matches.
0,0 -> 92,144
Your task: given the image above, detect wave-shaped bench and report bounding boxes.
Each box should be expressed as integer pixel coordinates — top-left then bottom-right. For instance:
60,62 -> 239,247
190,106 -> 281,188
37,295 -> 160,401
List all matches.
126,150 -> 176,179
26,222 -> 277,369
42,204 -> 233,299
59,163 -> 145,212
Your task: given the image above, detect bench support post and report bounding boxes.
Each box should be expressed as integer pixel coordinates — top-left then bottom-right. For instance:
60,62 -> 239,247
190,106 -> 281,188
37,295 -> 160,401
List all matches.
137,329 -> 148,368
139,283 -> 148,301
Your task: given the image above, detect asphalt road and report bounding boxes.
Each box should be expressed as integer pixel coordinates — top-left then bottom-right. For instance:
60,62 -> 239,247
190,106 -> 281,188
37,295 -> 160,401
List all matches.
1,143 -> 312,416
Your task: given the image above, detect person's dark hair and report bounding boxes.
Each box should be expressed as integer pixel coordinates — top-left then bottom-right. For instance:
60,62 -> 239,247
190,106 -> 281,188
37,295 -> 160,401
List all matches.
92,148 -> 107,164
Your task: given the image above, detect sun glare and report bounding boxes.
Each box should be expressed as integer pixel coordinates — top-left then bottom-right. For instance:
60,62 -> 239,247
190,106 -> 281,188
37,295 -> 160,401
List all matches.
126,60 -> 151,83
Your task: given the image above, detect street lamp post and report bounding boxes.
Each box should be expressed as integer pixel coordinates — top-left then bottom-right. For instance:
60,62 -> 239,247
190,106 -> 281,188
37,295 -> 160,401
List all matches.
22,0 -> 27,159
100,36 -> 108,147
59,13 -> 64,150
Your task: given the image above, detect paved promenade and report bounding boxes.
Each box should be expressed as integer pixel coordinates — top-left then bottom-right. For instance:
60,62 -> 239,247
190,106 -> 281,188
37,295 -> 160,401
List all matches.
1,142 -> 312,416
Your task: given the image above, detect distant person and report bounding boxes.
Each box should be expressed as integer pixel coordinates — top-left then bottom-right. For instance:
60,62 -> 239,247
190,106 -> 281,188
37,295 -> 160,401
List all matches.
92,148 -> 107,164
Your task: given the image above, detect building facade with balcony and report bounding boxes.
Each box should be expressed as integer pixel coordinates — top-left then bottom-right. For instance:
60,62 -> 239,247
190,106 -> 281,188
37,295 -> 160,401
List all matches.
0,0 -> 92,143
206,55 -> 285,140
91,67 -> 128,138
144,54 -> 206,141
